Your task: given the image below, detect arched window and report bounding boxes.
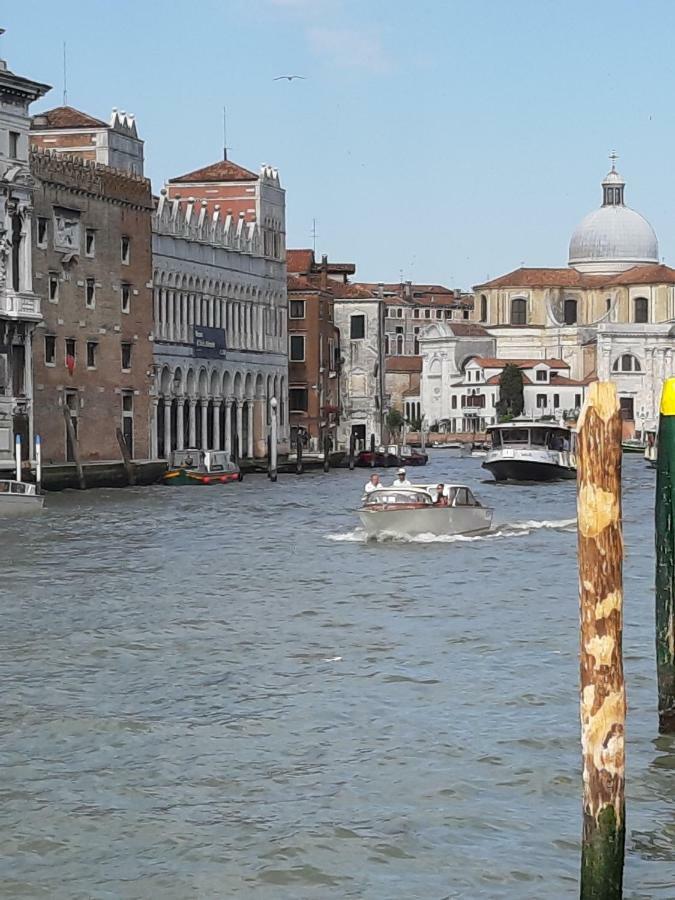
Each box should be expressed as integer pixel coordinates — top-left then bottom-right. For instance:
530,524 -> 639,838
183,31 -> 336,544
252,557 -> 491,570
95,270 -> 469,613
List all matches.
396,334 -> 404,354
511,298 -> 527,325
634,297 -> 649,323
612,354 -> 642,373
606,297 -> 612,312
564,298 -> 577,325
384,334 -> 390,355
480,294 -> 487,321
414,337 -> 420,355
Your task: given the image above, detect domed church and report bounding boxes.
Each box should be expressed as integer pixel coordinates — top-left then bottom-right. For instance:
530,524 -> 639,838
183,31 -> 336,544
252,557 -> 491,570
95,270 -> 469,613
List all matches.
468,157 -> 675,434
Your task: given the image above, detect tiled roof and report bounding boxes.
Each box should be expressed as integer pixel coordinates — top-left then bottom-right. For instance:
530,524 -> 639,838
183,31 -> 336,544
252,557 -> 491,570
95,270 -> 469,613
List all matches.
287,274 -> 375,299
287,275 -> 325,294
169,159 -> 258,183
287,249 -> 315,273
602,264 -> 675,286
448,323 -> 489,337
359,282 -> 456,296
31,106 -> 108,129
473,357 -> 569,370
386,356 -> 423,373
475,263 -> 675,290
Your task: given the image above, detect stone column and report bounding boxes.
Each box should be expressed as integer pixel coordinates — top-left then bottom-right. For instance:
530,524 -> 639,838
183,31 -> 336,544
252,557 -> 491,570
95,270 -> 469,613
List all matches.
236,400 -> 243,459
160,290 -> 167,340
188,398 -> 197,447
212,400 -> 222,450
224,399 -> 232,456
153,287 -> 160,338
163,399 -> 172,459
246,400 -> 254,459
200,400 -> 210,449
150,397 -> 159,458
176,398 -> 185,451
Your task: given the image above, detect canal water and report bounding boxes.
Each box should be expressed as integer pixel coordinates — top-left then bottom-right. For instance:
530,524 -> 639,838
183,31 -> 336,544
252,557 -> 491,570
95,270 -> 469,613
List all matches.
1,453 -> 674,899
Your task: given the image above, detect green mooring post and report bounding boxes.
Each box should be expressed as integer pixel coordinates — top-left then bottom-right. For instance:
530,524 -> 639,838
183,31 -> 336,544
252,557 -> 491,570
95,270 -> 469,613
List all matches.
577,382 -> 626,899
655,377 -> 675,733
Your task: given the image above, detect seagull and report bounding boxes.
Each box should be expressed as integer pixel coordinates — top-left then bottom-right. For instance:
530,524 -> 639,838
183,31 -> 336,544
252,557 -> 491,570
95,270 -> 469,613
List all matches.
274,75 -> 306,81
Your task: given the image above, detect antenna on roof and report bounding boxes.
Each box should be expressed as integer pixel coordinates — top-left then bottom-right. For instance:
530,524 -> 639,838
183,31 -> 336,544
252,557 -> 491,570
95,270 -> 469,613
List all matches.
311,218 -> 318,254
62,41 -> 68,106
223,106 -> 228,160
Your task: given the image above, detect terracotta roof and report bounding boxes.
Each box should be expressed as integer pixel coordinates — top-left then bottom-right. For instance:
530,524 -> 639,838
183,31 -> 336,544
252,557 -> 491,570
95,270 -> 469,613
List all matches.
550,374 -> 589,386
169,159 -> 258,183
359,282 -> 456,296
475,263 -> 675,291
486,373 -> 533,385
287,273 -> 375,299
448,323 -> 489,337
287,249 -> 315,273
472,357 -> 569,370
287,275 -> 326,294
31,106 -> 108,130
385,356 -> 423,373
602,264 -> 675,286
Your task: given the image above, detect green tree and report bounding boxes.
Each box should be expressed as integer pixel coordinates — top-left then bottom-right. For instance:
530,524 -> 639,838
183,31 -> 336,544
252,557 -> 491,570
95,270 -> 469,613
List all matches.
386,408 -> 405,434
496,364 -> 524,420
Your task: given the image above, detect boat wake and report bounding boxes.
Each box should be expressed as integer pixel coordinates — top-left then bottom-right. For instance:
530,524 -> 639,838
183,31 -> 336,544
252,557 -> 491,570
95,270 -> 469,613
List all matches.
326,518 -> 576,544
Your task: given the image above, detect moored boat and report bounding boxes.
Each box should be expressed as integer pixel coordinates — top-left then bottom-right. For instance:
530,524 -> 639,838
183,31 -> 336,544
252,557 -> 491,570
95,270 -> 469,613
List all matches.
482,420 -> 576,482
400,444 -> 428,466
358,483 -> 492,538
0,479 -> 45,514
162,449 -> 241,485
622,438 -> 646,453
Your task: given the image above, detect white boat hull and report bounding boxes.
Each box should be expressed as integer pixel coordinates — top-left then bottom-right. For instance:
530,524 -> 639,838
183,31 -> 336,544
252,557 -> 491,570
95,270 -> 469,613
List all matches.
358,505 -> 493,538
0,493 -> 45,515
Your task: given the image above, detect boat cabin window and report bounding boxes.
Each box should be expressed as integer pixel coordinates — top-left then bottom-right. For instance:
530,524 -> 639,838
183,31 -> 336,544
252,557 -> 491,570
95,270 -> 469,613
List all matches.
7,481 -> 29,494
498,428 -> 530,445
172,450 -> 202,469
530,428 -> 551,447
447,487 -> 479,507
365,490 -> 432,506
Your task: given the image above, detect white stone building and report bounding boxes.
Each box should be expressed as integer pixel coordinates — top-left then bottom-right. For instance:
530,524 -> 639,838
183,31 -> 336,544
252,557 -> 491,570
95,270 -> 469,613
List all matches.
152,168 -> 289,460
0,51 -> 50,470
333,292 -> 386,448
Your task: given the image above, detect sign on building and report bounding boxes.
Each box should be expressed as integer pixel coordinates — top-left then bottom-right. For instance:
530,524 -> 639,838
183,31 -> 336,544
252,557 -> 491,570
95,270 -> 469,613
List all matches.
194,326 -> 227,359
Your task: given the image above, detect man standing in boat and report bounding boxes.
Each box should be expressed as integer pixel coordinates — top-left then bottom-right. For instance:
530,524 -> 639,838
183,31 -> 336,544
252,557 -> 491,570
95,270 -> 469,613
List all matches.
393,468 -> 411,486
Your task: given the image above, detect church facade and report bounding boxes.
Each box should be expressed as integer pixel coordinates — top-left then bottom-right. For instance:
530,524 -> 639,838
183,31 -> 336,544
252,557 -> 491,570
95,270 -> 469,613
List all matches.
421,159 -> 675,435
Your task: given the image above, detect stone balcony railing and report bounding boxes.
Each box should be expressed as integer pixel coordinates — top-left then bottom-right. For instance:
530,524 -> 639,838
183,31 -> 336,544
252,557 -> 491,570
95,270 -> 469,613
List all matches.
0,290 -> 42,321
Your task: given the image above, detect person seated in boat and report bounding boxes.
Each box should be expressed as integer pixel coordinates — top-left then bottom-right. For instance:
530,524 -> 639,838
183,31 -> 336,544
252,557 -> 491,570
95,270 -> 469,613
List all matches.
549,434 -> 564,451
0,481 -> 7,492
434,484 -> 448,505
364,473 -> 382,493
393,468 -> 411,487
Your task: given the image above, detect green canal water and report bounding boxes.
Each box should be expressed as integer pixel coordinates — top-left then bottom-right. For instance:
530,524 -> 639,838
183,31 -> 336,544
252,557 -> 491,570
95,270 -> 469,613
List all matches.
1,453 -> 673,898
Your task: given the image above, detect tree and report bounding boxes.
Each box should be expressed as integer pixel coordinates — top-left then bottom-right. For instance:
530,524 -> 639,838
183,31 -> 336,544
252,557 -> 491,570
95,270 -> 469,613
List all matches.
386,408 -> 405,435
496,364 -> 524,420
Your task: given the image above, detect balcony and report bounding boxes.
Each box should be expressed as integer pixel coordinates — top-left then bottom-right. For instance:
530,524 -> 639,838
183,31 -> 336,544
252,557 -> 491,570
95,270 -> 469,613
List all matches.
0,290 -> 42,321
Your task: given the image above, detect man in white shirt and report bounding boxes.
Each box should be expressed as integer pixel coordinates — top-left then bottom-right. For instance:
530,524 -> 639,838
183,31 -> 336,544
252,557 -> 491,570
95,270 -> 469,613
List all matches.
393,467 -> 411,487
364,473 -> 382,493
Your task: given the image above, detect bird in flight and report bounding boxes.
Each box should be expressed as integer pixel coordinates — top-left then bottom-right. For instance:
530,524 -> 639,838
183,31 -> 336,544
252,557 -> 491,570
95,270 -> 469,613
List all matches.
274,75 -> 306,81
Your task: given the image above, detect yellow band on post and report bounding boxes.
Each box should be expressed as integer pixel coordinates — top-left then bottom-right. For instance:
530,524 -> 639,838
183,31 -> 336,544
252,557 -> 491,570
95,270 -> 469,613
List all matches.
660,378 -> 675,416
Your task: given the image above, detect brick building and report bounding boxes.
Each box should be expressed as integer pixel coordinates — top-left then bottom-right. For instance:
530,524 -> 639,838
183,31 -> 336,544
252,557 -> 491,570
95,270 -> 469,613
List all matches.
30,149 -> 154,463
0,50 -> 50,470
286,250 -> 343,450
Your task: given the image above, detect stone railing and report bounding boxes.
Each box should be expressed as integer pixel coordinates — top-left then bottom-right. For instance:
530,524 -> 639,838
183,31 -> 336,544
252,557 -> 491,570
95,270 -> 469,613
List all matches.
0,291 -> 41,320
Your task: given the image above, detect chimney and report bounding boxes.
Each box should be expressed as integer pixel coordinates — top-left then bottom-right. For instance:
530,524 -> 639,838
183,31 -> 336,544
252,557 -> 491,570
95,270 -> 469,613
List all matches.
405,280 -> 413,300
320,254 -> 328,290
377,282 -> 384,298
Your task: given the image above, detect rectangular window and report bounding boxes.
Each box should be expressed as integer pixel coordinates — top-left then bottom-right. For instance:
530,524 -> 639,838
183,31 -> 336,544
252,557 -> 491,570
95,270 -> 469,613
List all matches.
289,299 -> 305,319
85,229 -> 96,257
121,235 -> 130,265
451,395 -> 457,409
86,341 -> 98,369
553,393 -> 560,408
9,131 -> 19,159
48,272 -> 59,302
350,314 -> 365,340
85,278 -> 96,308
436,309 -> 443,319
619,397 -> 635,421
536,394 -> 547,408
397,308 -> 403,318
289,335 -> 305,361
536,369 -> 548,381
121,341 -> 132,370
37,217 -> 48,247
121,283 -> 131,314
44,335 -> 56,365
575,393 -> 582,409
413,309 -> 420,319
122,393 -> 133,413
425,309 -> 431,319
65,338 -> 76,362
289,388 -> 309,411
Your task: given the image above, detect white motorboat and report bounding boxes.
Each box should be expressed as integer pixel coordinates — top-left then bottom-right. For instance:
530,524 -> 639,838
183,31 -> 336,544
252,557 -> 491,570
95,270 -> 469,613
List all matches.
482,421 -> 576,482
0,479 -> 45,514
358,483 -> 493,538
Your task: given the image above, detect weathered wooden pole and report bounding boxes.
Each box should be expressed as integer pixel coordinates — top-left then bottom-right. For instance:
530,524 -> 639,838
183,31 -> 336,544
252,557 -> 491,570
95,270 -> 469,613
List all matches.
295,432 -> 303,475
577,381 -> 625,898
323,434 -> 330,473
116,427 -> 136,486
348,431 -> 355,470
655,377 -> 675,732
63,406 -> 86,490
370,433 -> 376,468
270,398 -> 278,483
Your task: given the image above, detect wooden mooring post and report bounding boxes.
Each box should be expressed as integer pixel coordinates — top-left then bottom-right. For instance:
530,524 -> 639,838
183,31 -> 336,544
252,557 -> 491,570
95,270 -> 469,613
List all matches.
655,378 -> 675,732
323,435 -> 330,473
348,432 -> 355,470
370,433 -> 376,468
295,433 -> 303,475
63,405 -> 86,490
115,428 -> 136,486
577,382 -> 626,898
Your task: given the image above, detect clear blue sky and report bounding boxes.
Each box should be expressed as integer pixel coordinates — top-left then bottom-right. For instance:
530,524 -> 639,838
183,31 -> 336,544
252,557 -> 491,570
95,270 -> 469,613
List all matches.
5,0 -> 675,288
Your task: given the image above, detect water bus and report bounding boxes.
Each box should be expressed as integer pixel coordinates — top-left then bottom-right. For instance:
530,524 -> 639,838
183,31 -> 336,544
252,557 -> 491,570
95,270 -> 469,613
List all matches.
482,420 -> 576,482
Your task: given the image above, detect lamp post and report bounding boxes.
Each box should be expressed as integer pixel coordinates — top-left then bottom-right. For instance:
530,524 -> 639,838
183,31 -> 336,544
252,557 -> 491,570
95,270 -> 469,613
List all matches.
270,396 -> 278,482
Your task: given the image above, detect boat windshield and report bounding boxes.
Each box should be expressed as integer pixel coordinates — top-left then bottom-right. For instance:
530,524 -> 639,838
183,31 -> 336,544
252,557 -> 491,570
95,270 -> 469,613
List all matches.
172,450 -> 202,469
446,486 -> 481,507
365,490 -> 432,506
0,481 -> 30,494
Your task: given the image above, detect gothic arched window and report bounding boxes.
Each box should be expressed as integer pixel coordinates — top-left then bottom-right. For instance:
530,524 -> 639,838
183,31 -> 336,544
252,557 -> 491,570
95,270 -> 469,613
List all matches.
634,297 -> 649,323
511,298 -> 527,325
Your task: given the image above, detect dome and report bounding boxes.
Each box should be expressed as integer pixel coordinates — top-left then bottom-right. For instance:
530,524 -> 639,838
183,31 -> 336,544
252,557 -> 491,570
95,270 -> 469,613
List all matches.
568,162 -> 659,274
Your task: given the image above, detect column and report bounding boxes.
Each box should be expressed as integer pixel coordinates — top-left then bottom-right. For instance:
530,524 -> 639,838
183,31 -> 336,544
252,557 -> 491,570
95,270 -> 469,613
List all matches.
188,398 -> 197,447
160,290 -> 167,340
224,400 -> 232,456
200,400 -> 209,449
212,400 -> 222,450
176,398 -> 185,451
151,397 -> 159,458
246,400 -> 254,459
153,288 -> 160,338
236,401 -> 243,459
163,399 -> 172,458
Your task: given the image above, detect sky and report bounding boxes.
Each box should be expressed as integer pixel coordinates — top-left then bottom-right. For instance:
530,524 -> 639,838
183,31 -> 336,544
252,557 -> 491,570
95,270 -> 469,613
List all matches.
5,0 -> 675,288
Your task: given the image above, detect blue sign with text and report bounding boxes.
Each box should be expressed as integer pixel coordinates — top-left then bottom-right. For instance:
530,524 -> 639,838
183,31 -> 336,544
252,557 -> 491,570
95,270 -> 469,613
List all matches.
194,326 -> 227,359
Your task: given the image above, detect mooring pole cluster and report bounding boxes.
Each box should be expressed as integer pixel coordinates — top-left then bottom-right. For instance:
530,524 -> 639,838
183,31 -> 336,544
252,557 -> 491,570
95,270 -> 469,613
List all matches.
577,382 -> 626,898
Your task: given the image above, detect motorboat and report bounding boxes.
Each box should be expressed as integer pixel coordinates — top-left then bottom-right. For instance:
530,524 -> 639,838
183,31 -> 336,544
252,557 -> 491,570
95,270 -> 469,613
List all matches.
483,420 -> 576,482
644,432 -> 657,468
470,441 -> 489,458
622,438 -> 646,453
358,483 -> 492,538
356,443 -> 428,468
0,479 -> 45,514
399,444 -> 428,466
162,449 -> 242,486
